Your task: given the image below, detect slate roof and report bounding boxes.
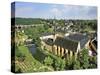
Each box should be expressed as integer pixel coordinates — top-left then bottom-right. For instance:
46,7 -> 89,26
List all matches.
42,33 -> 89,52
54,37 -> 78,52
43,36 -> 79,52
65,33 -> 89,48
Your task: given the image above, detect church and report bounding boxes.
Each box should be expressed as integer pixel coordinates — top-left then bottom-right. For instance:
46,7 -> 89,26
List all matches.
40,33 -> 89,60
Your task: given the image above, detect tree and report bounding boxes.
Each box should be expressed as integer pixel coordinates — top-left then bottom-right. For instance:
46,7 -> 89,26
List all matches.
35,37 -> 41,47
73,60 -> 80,70
60,59 -> 66,70
44,23 -> 49,30
15,30 -> 27,46
65,57 -> 74,70
15,18 -> 43,25
80,48 -> 89,69
88,56 -> 97,68
66,55 -> 81,70
15,46 -> 26,62
54,58 -> 65,71
44,56 -> 53,66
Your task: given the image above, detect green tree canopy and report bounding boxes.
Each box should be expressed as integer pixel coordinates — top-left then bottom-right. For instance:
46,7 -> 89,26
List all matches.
43,56 -> 53,66
80,48 -> 89,69
54,58 -> 65,71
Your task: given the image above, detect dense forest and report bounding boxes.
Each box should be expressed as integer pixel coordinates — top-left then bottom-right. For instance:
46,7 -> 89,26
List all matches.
12,18 -> 44,25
